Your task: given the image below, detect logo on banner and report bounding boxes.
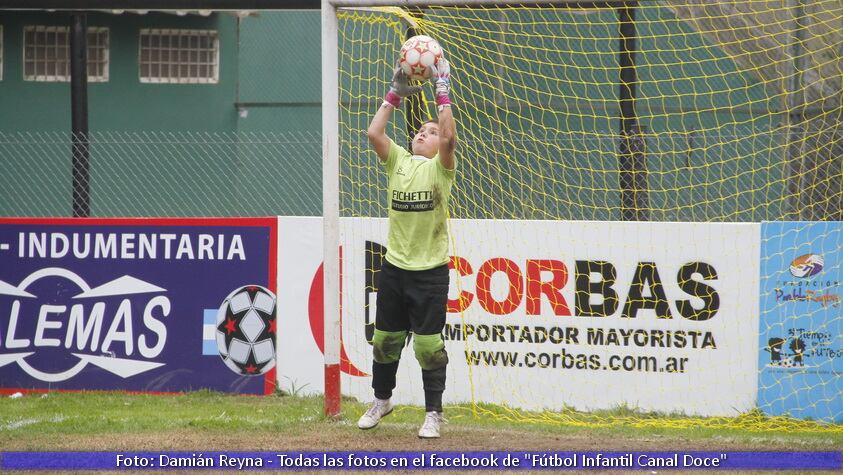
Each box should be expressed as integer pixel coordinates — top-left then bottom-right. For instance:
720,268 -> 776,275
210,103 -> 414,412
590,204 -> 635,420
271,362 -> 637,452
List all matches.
0,268 -> 169,382
789,254 -> 824,278
215,285 -> 277,376
306,239 -> 723,377
772,288 -> 840,307
774,253 -> 840,307
307,248 -> 369,377
764,330 -> 843,369
367,241 -> 720,321
763,336 -> 807,367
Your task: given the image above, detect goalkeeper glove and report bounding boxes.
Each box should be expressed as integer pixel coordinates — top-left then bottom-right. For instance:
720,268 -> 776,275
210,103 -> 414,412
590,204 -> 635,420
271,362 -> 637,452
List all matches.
384,66 -> 422,108
430,58 -> 451,107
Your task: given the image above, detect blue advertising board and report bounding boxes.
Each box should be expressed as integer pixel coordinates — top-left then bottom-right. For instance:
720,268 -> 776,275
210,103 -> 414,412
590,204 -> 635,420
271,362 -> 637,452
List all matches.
0,218 -> 277,395
758,221 -> 843,422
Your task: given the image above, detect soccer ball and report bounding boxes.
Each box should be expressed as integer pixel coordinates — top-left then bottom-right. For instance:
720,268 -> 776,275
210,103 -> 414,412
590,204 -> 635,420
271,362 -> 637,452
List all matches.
399,35 -> 443,81
216,285 -> 277,376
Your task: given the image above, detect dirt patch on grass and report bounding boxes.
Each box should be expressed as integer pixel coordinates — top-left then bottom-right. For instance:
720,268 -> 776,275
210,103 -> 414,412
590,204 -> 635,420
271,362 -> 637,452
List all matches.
3,420 -> 839,452
0,423 -> 804,451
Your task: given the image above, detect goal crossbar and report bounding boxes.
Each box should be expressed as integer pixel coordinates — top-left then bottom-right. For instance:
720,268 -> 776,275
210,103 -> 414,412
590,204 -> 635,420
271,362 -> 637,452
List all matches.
330,0 -> 626,7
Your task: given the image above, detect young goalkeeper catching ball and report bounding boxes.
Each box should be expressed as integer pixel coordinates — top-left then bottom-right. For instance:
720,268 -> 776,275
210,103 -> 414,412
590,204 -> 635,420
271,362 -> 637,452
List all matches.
358,56 -> 456,439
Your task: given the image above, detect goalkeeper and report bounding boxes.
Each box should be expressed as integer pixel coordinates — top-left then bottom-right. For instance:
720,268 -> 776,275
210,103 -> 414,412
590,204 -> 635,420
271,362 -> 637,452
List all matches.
357,57 -> 456,439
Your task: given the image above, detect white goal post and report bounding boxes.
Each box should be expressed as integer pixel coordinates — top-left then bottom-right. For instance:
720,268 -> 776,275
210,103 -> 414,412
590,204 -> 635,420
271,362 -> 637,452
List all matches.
320,0 -> 600,417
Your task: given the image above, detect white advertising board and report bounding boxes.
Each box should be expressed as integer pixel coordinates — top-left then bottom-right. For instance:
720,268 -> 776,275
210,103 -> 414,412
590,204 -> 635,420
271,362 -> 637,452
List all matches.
277,217 -> 760,416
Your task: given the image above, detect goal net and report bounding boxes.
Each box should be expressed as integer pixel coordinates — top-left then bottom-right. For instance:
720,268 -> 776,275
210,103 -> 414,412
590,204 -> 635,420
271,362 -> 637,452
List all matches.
330,1 -> 843,429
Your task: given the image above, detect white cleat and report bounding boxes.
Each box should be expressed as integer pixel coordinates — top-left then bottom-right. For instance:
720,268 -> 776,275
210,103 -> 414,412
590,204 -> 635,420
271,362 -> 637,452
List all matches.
357,398 -> 393,429
417,411 -> 445,439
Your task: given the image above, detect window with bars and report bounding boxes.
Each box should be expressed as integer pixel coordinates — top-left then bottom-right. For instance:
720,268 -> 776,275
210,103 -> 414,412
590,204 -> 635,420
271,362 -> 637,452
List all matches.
139,29 -> 219,84
23,26 -> 109,82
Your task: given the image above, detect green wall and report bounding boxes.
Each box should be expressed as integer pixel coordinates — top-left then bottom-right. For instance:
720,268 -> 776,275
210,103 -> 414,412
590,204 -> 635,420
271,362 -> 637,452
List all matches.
0,11 -> 238,131
0,6 -> 798,221
234,11 -> 323,216
0,11 -> 245,217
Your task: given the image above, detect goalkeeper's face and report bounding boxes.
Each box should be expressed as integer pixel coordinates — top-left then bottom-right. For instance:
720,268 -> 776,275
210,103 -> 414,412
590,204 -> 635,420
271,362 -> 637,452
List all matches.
412,122 -> 440,158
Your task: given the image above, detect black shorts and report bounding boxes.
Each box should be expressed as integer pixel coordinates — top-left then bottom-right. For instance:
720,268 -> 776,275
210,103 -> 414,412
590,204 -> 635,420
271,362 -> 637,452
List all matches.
376,259 -> 449,336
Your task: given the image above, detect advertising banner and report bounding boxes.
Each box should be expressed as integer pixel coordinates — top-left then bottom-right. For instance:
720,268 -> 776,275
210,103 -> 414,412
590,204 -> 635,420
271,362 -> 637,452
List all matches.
0,218 -> 277,395
758,221 -> 843,422
277,217 -> 760,416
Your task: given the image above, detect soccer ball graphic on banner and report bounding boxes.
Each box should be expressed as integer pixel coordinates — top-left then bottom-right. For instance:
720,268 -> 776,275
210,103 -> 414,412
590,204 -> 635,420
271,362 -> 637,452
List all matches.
216,285 -> 277,376
399,35 -> 443,81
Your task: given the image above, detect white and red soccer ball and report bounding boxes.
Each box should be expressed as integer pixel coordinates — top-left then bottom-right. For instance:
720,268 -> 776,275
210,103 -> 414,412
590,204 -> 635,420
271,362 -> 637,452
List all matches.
399,35 -> 443,81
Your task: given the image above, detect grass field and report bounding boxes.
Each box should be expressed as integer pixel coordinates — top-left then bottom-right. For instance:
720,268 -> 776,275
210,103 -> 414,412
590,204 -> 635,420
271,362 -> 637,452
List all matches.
1,390 -> 841,474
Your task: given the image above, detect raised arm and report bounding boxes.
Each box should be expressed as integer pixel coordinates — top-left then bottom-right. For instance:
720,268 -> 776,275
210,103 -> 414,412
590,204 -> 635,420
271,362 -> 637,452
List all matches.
368,66 -> 421,163
437,103 -> 456,171
431,58 -> 456,170
367,102 -> 395,162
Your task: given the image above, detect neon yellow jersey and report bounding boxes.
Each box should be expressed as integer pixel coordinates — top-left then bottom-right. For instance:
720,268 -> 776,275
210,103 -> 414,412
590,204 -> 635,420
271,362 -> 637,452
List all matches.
383,139 -> 456,271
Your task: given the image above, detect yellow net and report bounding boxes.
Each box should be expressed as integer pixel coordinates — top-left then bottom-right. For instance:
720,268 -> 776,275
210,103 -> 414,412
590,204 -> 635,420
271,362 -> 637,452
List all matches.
336,1 -> 843,431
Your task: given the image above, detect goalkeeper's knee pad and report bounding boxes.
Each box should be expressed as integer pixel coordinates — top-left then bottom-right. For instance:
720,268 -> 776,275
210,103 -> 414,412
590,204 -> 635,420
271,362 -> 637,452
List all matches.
372,329 -> 407,364
413,334 -> 448,370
